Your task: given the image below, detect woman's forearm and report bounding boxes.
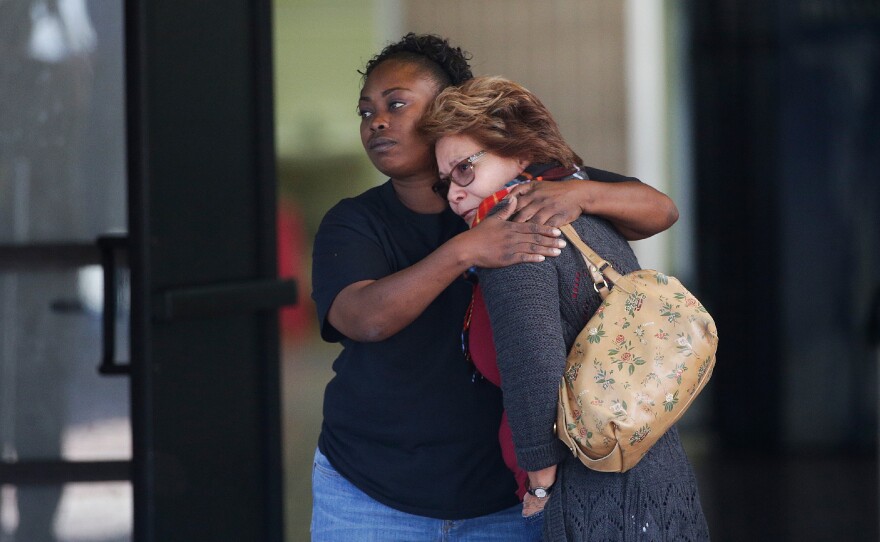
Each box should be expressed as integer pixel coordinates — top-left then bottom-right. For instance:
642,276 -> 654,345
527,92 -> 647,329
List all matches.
580,180 -> 679,240
327,215 -> 565,342
509,179 -> 679,240
326,235 -> 474,342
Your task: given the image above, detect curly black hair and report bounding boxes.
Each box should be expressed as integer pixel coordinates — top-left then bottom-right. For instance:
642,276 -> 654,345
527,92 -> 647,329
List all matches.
359,33 -> 473,90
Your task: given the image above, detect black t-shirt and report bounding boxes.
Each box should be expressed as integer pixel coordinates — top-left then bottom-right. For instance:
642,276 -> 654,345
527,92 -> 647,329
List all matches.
311,169 -> 635,519
311,181 -> 516,519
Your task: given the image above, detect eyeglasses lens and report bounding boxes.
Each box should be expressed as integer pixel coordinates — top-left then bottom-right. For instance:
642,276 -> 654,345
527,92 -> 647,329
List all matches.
451,161 -> 476,187
436,151 -> 484,198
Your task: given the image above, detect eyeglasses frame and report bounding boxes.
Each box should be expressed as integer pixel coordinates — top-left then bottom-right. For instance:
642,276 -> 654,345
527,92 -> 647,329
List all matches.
434,150 -> 488,198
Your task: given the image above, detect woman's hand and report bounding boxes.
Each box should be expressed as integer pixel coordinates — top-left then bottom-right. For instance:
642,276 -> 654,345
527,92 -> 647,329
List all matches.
508,180 -> 584,227
458,196 -> 567,268
522,492 -> 548,517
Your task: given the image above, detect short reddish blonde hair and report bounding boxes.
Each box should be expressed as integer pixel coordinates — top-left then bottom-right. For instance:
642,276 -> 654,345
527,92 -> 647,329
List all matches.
419,76 -> 582,167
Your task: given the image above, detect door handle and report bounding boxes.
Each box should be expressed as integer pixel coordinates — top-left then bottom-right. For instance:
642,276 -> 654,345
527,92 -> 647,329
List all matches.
97,234 -> 130,376
154,278 -> 297,321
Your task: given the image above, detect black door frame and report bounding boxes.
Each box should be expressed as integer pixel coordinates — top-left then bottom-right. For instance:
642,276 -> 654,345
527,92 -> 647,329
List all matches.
126,1 -> 291,540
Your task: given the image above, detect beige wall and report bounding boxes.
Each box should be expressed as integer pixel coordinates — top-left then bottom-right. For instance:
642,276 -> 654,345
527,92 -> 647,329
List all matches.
405,0 -> 629,173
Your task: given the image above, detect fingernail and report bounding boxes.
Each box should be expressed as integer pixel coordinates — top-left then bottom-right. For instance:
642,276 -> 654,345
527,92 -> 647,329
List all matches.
551,248 -> 562,255
537,255 -> 546,261
551,228 -> 561,236
558,240 -> 567,248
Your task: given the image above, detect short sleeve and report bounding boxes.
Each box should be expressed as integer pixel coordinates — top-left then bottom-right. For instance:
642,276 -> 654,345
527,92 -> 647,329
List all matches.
310,199 -> 393,343
582,166 -> 640,184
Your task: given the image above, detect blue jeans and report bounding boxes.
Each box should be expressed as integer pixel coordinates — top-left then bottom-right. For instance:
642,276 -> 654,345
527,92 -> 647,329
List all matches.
311,448 -> 543,542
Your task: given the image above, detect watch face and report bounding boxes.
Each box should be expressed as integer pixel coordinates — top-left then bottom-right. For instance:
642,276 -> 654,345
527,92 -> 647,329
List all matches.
533,488 -> 548,498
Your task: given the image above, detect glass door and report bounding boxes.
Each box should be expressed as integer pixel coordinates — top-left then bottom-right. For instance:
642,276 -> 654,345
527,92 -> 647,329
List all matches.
0,1 -> 131,541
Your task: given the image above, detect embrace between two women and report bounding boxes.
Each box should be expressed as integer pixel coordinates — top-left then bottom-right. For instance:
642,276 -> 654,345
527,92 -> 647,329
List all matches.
310,33 -> 709,542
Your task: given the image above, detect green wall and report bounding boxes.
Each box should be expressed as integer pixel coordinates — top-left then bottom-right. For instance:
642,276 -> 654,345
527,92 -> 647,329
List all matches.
273,0 -> 385,238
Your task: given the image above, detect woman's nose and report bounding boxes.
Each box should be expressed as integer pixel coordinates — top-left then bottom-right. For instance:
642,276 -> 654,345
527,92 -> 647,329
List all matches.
370,113 -> 388,132
447,184 -> 466,203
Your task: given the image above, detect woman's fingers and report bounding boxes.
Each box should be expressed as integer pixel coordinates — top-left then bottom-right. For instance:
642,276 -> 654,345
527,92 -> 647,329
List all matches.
467,207 -> 566,267
515,198 -> 577,226
511,243 -> 563,263
504,222 -> 566,263
508,181 -> 581,226
516,203 -> 570,227
492,195 -> 517,220
522,493 -> 548,517
508,220 -> 564,242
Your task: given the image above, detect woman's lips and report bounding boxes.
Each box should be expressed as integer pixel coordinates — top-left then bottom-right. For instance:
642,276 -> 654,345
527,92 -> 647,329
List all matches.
368,137 -> 396,152
462,208 -> 477,224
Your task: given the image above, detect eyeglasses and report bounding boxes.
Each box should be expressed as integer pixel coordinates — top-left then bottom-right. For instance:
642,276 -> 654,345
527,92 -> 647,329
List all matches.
433,150 -> 487,198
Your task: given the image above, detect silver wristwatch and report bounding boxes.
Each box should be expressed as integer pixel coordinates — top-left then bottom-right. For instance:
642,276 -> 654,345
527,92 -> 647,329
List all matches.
526,482 -> 555,499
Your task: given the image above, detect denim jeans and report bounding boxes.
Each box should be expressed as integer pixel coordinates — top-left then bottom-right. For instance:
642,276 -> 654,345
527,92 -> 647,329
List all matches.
311,448 -> 543,542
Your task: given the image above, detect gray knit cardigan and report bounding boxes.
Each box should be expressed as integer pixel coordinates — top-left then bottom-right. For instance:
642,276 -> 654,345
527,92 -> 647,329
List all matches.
479,213 -> 710,541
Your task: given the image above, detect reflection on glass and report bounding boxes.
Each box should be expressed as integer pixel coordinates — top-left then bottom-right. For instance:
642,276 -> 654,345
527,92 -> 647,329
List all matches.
1,483 -> 131,541
0,0 -> 129,540
0,0 -> 126,244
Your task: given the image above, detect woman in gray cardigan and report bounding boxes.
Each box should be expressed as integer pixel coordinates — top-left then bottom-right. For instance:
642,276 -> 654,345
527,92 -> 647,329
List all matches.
420,76 -> 709,541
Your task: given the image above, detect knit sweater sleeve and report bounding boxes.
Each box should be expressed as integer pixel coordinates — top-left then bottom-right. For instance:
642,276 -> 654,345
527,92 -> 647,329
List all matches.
479,214 -> 641,473
479,259 -> 570,471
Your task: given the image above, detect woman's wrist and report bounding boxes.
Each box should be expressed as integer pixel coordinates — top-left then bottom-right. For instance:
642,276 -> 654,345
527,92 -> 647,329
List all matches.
446,230 -> 477,270
527,465 -> 557,490
575,179 -> 599,216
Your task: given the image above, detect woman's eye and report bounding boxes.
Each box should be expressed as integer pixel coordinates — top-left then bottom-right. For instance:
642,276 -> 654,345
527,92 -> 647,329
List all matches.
357,108 -> 373,119
457,162 -> 473,173
389,101 -> 405,110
